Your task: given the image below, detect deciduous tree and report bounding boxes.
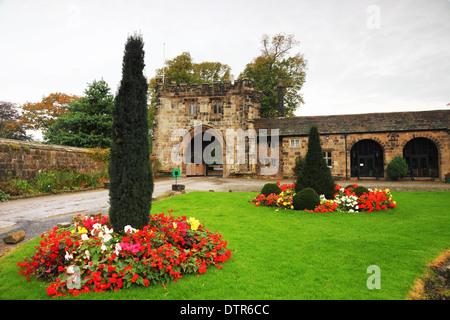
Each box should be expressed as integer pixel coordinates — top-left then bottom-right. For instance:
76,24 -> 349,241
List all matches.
20,93 -> 81,132
0,101 -> 30,141
239,33 -> 307,118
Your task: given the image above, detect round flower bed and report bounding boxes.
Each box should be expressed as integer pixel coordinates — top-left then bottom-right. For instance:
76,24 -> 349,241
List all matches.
17,211 -> 231,297
251,182 -> 396,213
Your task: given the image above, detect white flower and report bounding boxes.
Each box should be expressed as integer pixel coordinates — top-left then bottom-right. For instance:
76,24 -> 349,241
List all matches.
81,233 -> 89,241
124,225 -> 136,234
83,249 -> 90,260
65,251 -> 73,261
101,244 -> 107,252
114,242 -> 122,255
103,234 -> 112,243
103,226 -> 114,234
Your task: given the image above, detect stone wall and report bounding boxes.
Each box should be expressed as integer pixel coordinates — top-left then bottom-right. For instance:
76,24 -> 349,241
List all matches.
0,138 -> 106,181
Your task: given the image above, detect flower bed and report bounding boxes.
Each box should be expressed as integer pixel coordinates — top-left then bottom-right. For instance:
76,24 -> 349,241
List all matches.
17,211 -> 231,297
251,182 -> 396,213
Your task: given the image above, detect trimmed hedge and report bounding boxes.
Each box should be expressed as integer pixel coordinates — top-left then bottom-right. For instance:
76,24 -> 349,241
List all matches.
293,188 -> 320,210
261,183 -> 282,196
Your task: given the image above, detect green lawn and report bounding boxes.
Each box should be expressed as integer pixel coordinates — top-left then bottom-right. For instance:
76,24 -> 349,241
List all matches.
0,191 -> 449,300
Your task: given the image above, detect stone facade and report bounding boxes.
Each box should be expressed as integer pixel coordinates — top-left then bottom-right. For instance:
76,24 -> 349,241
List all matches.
256,110 -> 450,181
152,77 -> 262,177
0,138 -> 106,181
152,78 -> 450,182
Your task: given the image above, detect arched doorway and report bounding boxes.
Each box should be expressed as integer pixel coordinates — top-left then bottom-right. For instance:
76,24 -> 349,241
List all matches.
184,125 -> 224,177
350,139 -> 384,178
403,138 -> 439,178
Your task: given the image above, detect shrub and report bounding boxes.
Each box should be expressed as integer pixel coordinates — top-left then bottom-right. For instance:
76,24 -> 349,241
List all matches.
0,189 -> 10,202
386,156 -> 408,181
261,183 -> 282,196
35,170 -> 56,193
353,186 -> 369,197
293,156 -> 305,178
295,126 -> 335,199
293,187 -> 320,210
109,34 -> 153,232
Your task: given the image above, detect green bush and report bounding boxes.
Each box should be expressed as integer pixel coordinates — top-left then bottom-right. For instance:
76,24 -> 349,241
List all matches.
35,170 -> 57,193
353,186 -> 369,197
261,183 -> 282,196
54,170 -> 75,190
386,156 -> 408,181
293,156 -> 305,178
293,187 -> 320,210
294,126 -> 335,199
0,189 -> 10,202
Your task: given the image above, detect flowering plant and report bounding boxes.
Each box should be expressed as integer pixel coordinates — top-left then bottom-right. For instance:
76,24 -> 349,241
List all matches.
275,188 -> 296,210
17,210 -> 231,297
251,182 -> 396,214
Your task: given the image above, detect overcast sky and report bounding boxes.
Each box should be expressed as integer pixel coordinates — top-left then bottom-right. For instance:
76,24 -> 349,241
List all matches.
1,0 -> 449,120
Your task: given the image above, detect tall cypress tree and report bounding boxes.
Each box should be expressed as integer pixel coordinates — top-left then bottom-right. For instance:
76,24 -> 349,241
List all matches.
294,125 -> 335,199
109,34 -> 153,232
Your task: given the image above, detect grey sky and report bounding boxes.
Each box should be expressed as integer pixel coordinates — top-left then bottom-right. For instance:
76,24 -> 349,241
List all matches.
1,0 -> 449,119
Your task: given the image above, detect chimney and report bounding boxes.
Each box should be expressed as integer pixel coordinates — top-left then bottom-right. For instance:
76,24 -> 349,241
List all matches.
277,78 -> 284,117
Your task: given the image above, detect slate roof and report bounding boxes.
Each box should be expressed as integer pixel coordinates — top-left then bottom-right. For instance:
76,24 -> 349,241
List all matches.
253,109 -> 450,136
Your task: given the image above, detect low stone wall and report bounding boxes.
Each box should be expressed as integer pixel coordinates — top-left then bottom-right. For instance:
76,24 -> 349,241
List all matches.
0,138 -> 107,181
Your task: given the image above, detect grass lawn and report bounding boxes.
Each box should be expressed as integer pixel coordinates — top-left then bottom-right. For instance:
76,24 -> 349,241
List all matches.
0,190 -> 449,300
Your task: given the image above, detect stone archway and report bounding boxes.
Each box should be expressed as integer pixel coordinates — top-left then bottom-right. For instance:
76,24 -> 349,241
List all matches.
182,125 -> 225,177
403,137 -> 439,178
350,139 -> 384,178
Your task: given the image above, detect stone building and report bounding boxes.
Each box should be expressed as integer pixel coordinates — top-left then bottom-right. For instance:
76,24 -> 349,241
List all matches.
152,77 -> 450,181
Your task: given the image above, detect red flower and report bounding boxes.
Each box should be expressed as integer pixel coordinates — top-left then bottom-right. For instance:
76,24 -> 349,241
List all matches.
46,285 -> 57,296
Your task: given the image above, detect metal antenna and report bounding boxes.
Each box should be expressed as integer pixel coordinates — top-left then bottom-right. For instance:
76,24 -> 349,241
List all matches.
162,43 -> 166,83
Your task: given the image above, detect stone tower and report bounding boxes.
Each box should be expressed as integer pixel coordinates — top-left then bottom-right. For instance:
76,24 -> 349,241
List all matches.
152,77 -> 262,177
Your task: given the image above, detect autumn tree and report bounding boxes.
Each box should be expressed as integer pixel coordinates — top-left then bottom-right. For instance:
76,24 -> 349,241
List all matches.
109,34 -> 153,232
239,33 -> 307,118
0,101 -> 30,141
20,93 -> 81,132
44,79 -> 114,148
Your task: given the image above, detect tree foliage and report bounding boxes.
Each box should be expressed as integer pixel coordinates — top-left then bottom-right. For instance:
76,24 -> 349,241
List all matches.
109,34 -> 153,232
239,33 -> 307,118
154,51 -> 232,85
20,93 -> 81,132
43,79 -> 114,148
0,101 -> 30,141
295,125 -> 335,199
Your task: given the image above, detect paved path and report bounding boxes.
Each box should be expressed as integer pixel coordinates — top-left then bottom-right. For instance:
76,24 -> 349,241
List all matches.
1,177 -> 449,255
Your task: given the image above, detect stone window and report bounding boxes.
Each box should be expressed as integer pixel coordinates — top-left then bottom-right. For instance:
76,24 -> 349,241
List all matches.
211,100 -> 223,114
290,139 -> 300,148
323,151 -> 333,167
188,102 -> 197,115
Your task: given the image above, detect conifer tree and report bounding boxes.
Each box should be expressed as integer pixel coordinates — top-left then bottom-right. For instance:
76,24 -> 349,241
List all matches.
109,34 -> 153,232
294,125 -> 335,199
